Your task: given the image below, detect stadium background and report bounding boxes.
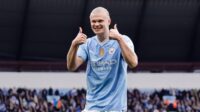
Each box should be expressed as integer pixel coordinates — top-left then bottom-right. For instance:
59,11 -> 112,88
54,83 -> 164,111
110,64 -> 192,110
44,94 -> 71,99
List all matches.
0,0 -> 200,111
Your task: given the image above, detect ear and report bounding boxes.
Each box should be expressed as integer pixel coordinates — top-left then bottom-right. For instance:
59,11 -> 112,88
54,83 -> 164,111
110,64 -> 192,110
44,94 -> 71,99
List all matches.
108,19 -> 111,25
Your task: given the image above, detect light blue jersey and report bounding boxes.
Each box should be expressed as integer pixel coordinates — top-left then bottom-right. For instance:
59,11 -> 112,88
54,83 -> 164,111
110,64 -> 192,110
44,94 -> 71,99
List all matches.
77,35 -> 134,111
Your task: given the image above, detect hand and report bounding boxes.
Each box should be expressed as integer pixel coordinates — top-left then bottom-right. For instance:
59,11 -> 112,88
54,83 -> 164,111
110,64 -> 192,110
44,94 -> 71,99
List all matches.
109,24 -> 122,41
72,27 -> 87,46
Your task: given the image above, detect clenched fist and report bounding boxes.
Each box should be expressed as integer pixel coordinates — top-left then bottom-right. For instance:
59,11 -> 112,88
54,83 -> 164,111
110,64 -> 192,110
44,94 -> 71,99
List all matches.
109,24 -> 122,41
72,27 -> 87,47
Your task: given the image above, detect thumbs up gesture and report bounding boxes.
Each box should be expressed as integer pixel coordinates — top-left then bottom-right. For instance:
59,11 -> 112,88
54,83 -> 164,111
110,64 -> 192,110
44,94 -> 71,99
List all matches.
72,27 -> 87,46
109,24 -> 122,41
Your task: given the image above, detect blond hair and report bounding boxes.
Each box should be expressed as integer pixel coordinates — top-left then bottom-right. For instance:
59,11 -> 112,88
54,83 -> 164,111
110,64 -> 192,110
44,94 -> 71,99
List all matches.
90,7 -> 110,19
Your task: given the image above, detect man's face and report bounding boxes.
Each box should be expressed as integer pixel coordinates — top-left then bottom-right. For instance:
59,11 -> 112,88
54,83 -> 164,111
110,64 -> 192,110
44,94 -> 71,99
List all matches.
90,12 -> 110,35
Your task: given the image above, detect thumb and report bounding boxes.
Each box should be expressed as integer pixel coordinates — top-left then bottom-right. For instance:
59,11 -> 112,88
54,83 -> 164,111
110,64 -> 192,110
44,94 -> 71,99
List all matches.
114,24 -> 118,30
79,27 -> 83,33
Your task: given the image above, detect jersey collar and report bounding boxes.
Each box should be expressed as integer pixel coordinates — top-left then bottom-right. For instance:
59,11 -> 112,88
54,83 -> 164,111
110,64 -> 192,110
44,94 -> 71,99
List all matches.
95,35 -> 109,46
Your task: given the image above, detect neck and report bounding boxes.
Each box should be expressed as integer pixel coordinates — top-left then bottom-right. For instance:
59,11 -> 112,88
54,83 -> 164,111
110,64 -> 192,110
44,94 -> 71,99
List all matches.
97,31 -> 109,42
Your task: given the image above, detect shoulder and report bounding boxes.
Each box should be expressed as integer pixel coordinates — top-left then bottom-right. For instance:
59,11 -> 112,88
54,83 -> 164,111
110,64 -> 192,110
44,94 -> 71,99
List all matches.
84,35 -> 97,45
86,35 -> 96,42
121,35 -> 135,47
121,35 -> 133,42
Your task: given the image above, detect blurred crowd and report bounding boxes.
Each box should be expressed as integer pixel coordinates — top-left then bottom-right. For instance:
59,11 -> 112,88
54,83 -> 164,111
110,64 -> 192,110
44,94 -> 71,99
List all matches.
127,89 -> 200,112
0,87 -> 200,112
0,88 -> 86,112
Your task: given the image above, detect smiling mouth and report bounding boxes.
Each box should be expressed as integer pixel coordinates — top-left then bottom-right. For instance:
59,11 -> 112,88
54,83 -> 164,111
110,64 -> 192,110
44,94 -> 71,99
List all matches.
94,28 -> 101,30
93,26 -> 103,30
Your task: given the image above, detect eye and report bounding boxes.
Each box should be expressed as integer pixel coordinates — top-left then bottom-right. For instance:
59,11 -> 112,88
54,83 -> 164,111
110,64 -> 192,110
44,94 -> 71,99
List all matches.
98,20 -> 103,23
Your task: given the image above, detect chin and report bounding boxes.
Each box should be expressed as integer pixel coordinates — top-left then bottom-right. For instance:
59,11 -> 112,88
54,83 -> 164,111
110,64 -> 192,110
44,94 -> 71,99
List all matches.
93,30 -> 103,34
94,32 -> 104,36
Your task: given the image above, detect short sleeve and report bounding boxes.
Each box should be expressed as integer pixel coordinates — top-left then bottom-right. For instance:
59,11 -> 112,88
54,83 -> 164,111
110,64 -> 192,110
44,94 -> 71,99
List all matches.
77,43 -> 87,62
122,35 -> 135,53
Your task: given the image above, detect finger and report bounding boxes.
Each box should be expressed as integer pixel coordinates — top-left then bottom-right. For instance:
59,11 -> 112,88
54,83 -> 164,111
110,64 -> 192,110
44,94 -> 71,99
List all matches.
114,24 -> 117,30
110,29 -> 114,31
109,29 -> 115,33
80,35 -> 87,40
80,34 -> 87,41
81,36 -> 87,41
79,27 -> 82,33
80,38 -> 86,43
82,34 -> 87,39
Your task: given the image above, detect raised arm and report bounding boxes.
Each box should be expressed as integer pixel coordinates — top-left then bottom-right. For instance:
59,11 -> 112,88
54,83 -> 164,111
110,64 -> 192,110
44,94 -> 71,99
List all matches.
67,27 -> 87,71
109,24 -> 138,68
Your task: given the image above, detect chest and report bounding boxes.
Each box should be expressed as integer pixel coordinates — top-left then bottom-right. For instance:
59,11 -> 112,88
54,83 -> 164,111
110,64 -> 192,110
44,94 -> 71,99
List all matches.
87,41 -> 120,61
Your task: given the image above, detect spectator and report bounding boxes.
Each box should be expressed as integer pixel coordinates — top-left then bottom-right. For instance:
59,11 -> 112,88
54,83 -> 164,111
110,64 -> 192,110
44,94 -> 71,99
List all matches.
1,87 -> 200,111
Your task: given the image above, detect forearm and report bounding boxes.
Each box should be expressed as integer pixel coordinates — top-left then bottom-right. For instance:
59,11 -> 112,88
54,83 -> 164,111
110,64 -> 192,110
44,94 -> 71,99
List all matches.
67,43 -> 79,71
117,36 -> 138,68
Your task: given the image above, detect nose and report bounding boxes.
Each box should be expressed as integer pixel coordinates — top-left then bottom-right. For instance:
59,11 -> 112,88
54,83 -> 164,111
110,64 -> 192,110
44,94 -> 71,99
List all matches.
94,22 -> 100,26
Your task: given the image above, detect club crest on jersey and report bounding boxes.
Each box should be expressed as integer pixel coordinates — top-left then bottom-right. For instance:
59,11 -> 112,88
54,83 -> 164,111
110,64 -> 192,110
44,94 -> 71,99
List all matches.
109,47 -> 115,55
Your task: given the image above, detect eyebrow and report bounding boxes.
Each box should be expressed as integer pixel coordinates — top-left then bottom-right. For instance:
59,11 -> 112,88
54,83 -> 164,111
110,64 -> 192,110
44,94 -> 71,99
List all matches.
91,19 -> 104,22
